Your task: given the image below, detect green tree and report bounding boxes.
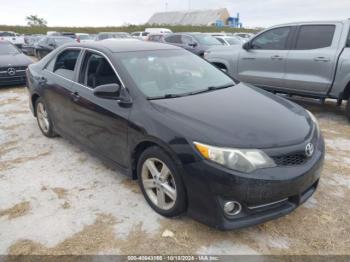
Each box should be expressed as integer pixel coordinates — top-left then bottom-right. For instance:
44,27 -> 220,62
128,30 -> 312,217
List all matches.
25,15 -> 47,27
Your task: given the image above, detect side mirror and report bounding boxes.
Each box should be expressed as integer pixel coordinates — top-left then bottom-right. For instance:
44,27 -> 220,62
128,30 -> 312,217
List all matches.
94,83 -> 122,100
242,42 -> 251,51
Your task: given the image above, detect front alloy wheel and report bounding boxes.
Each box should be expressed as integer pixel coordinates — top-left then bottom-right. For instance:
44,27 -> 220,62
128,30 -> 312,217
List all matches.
141,158 -> 177,210
138,146 -> 187,217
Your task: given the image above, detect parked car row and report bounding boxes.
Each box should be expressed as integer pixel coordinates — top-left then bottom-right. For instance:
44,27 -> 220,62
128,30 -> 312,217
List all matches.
0,28 -> 252,62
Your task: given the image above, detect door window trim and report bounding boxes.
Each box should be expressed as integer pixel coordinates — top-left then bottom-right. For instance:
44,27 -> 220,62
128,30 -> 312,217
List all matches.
44,47 -> 127,92
44,47 -> 83,82
292,24 -> 336,50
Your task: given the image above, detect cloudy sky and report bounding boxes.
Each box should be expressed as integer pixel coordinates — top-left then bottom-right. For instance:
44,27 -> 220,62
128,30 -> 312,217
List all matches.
0,0 -> 349,28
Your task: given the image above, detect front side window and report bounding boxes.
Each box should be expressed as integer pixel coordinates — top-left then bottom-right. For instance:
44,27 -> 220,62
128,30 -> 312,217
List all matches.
295,25 -> 335,50
53,49 -> 81,80
251,27 -> 291,50
117,50 -> 235,99
79,51 -> 121,89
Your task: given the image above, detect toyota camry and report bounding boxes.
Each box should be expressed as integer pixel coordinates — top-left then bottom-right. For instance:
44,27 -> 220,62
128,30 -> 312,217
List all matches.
26,40 -> 325,229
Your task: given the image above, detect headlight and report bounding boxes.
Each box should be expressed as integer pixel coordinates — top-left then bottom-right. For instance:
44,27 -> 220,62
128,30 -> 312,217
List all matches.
306,110 -> 320,137
194,142 -> 276,173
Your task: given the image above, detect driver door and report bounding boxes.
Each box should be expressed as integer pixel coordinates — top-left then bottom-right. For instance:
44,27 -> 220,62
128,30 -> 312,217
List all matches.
69,50 -> 131,168
237,26 -> 293,89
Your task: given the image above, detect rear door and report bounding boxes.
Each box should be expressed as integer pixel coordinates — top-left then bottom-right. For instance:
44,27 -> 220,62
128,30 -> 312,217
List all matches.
41,48 -> 82,136
284,23 -> 341,94
237,26 -> 292,88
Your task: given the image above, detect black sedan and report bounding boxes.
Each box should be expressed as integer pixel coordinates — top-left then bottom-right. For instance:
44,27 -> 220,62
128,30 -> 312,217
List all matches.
26,40 -> 324,229
34,36 -> 75,59
0,40 -> 32,86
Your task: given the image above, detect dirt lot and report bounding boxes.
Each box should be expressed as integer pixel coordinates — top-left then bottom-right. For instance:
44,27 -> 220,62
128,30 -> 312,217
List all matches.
0,85 -> 350,255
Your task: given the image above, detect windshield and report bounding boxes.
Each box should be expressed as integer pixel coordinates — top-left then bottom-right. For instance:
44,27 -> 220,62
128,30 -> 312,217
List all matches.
117,50 -> 234,99
54,38 -> 75,46
192,35 -> 222,46
79,35 -> 90,40
0,43 -> 20,54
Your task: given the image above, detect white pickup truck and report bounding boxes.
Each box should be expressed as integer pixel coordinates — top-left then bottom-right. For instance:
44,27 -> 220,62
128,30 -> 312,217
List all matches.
205,20 -> 350,120
0,31 -> 25,48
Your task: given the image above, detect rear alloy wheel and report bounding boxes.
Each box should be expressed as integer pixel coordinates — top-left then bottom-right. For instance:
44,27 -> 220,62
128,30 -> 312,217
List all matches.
35,98 -> 57,137
346,97 -> 350,121
138,147 -> 186,217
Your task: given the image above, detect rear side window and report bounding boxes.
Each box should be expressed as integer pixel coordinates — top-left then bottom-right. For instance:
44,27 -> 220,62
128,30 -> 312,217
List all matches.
165,35 -> 182,44
295,25 -> 335,50
79,51 -> 121,89
53,49 -> 81,80
251,27 -> 291,50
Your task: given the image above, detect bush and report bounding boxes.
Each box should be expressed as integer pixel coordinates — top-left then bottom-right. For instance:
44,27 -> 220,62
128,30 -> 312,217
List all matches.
0,24 -> 258,35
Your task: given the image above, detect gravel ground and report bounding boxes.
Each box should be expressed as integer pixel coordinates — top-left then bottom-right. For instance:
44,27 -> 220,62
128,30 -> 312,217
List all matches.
0,85 -> 350,255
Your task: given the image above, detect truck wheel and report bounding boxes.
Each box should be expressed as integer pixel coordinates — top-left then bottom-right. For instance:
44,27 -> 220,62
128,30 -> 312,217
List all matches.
346,98 -> 350,121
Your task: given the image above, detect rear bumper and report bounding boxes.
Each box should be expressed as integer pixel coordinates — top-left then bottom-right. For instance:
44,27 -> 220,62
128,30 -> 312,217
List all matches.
182,135 -> 325,230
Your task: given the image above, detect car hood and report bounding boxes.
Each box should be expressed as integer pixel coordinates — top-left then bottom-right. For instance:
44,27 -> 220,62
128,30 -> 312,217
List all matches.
0,53 -> 32,67
150,83 -> 313,149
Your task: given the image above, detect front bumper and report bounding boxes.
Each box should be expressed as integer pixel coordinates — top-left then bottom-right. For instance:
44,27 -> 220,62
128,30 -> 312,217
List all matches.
182,135 -> 325,230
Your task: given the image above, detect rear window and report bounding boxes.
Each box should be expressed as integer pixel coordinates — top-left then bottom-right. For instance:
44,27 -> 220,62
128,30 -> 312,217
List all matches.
295,25 -> 335,50
0,32 -> 15,37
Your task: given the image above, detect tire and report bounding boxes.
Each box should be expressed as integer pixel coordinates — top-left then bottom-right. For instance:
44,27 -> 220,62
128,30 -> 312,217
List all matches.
137,146 -> 187,217
35,98 -> 57,138
346,97 -> 350,121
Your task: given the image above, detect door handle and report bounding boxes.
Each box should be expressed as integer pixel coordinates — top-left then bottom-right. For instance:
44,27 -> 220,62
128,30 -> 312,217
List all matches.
314,57 -> 330,62
71,92 -> 80,102
271,55 -> 283,60
242,57 -> 256,60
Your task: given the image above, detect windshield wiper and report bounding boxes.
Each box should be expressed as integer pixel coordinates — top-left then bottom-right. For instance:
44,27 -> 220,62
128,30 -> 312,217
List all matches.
147,83 -> 234,100
147,93 -> 185,100
187,83 -> 235,96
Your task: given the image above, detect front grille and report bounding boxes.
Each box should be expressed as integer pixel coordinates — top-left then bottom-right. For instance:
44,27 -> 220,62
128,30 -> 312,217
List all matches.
0,66 -> 27,71
272,153 -> 307,166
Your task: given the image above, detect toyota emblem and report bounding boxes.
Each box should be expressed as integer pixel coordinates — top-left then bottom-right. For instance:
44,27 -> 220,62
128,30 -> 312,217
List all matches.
7,67 -> 16,76
305,143 -> 314,158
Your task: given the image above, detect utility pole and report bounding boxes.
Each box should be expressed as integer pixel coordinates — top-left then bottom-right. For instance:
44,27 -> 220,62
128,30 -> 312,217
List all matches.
188,0 -> 191,10
165,0 -> 168,11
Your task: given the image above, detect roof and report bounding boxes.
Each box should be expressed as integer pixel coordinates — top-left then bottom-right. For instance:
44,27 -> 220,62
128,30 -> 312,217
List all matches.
271,20 -> 349,28
68,39 -> 181,53
148,8 -> 230,26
